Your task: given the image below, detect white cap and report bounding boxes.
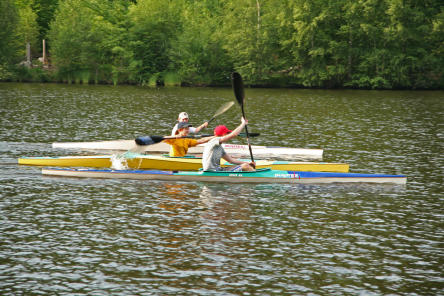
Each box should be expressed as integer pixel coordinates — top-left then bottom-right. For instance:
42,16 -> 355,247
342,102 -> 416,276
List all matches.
178,112 -> 189,120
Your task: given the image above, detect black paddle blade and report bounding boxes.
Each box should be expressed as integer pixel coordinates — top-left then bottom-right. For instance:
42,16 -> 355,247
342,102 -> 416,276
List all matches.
135,135 -> 165,145
231,72 -> 244,106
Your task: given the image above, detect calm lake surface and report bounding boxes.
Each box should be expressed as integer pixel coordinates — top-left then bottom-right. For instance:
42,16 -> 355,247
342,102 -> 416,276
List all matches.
1,82 -> 443,295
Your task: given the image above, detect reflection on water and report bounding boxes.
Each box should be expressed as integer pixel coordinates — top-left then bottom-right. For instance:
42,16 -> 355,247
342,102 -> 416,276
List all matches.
0,83 -> 443,295
198,185 -> 253,251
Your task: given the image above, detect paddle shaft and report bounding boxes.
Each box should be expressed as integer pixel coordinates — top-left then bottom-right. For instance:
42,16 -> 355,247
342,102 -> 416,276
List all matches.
206,101 -> 234,125
135,133 -> 259,146
240,105 -> 254,163
200,132 -> 259,138
207,117 -> 217,125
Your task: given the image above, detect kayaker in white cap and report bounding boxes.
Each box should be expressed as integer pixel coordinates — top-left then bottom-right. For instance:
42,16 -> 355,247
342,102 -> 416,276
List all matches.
164,121 -> 214,157
171,112 -> 208,136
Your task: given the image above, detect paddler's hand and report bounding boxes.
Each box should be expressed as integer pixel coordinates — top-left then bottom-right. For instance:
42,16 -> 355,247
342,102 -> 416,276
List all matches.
241,117 -> 248,125
249,161 -> 256,169
202,122 -> 209,129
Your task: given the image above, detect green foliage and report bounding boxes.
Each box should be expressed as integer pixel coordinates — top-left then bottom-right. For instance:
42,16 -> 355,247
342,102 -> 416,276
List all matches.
0,0 -> 20,65
127,0 -> 183,81
48,0 -> 130,84
147,72 -> 160,87
0,64 -> 15,81
220,0 -> 266,81
1,0 -> 443,88
278,0 -> 443,89
168,0 -> 231,85
9,63 -> 51,82
163,72 -> 181,87
32,0 -> 59,39
16,3 -> 40,58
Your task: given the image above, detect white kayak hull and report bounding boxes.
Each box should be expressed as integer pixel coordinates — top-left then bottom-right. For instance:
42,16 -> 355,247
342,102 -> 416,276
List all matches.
52,140 -> 323,160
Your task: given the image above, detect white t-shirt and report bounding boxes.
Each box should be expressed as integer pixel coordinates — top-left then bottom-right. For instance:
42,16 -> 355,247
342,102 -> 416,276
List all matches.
171,123 -> 197,136
202,137 -> 225,171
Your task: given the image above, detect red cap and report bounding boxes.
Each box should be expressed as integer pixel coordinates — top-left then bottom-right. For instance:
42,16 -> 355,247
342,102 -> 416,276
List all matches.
214,125 -> 232,136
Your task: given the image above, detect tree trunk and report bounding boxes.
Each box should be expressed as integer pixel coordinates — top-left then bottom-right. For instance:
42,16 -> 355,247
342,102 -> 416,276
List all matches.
26,42 -> 31,68
42,39 -> 47,65
348,29 -> 352,80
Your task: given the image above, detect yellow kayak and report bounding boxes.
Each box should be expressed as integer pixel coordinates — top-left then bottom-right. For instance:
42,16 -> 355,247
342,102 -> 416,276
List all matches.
19,154 -> 349,172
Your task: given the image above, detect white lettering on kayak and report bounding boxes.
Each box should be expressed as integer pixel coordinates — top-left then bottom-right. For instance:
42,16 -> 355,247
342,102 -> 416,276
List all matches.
274,173 -> 299,178
223,144 -> 247,149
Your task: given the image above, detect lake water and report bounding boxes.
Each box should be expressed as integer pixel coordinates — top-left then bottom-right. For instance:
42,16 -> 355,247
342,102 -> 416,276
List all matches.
1,82 -> 443,295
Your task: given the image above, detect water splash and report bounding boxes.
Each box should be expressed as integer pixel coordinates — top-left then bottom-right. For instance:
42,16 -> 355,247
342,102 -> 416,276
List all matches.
110,154 -> 128,170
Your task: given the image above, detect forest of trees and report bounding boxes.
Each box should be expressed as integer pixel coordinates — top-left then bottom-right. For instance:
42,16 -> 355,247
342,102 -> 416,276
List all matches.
0,0 -> 443,89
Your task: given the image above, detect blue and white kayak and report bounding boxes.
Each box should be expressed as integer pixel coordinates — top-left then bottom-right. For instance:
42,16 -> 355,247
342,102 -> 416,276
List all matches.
42,168 -> 407,184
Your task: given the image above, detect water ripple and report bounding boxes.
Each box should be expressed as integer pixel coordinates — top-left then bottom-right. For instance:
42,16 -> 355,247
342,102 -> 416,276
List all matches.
1,83 -> 443,295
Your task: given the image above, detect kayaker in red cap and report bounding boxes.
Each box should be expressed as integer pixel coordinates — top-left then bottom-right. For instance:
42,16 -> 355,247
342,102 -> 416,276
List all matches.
202,117 -> 255,172
171,112 -> 208,136
164,121 -> 213,157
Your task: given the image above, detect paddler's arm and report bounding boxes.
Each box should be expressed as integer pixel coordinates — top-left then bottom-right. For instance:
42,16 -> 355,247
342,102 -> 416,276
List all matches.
195,135 -> 215,145
162,137 -> 180,145
222,153 -> 255,168
219,117 -> 247,144
194,121 -> 209,133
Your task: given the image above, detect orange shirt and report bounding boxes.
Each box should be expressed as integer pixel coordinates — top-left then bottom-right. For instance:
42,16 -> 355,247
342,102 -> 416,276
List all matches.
163,138 -> 198,157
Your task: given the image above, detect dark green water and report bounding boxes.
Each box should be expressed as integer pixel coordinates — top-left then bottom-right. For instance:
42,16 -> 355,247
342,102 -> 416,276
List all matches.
1,82 -> 443,295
